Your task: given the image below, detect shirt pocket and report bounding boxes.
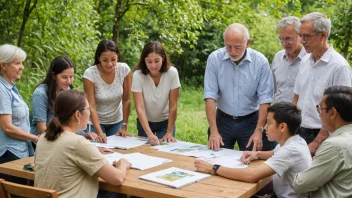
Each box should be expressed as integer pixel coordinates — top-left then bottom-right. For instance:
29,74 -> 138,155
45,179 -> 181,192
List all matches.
313,79 -> 328,99
242,80 -> 259,98
12,101 -> 27,126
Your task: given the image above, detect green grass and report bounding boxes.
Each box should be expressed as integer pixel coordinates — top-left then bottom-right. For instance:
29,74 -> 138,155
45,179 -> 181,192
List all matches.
128,86 -> 209,145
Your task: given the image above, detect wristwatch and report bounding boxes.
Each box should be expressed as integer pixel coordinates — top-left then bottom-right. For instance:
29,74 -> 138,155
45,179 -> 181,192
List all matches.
122,122 -> 128,127
259,127 -> 266,133
212,164 -> 221,174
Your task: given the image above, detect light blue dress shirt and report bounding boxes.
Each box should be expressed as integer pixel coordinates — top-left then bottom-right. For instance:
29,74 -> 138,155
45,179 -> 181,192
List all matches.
0,76 -> 31,159
30,84 -> 86,136
204,47 -> 274,116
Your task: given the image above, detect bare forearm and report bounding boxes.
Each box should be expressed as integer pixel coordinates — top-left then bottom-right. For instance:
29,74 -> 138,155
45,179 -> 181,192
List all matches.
217,167 -> 260,183
3,125 -> 37,141
167,107 -> 177,134
205,99 -> 218,134
292,94 -> 299,106
256,103 -> 270,129
122,99 -> 130,129
313,129 -> 329,145
90,108 -> 103,134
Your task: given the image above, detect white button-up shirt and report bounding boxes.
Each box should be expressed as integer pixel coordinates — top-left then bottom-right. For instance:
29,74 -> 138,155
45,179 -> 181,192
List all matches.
294,46 -> 352,129
272,48 -> 308,103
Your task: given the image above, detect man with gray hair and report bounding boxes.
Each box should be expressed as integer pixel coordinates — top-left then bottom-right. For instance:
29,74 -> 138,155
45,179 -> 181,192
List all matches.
293,12 -> 352,155
272,16 -> 307,103
204,23 -> 275,152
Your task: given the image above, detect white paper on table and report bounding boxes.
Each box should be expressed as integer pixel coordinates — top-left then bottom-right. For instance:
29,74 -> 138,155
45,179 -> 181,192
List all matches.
94,136 -> 148,150
197,149 -> 248,168
139,167 -> 210,188
104,152 -> 172,170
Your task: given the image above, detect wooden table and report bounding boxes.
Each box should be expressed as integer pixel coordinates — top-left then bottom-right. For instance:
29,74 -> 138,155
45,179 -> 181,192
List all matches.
0,144 -> 271,198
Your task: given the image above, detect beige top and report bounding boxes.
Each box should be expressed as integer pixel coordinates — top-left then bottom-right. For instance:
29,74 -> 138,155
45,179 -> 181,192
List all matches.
34,131 -> 108,198
132,66 -> 181,122
293,124 -> 352,198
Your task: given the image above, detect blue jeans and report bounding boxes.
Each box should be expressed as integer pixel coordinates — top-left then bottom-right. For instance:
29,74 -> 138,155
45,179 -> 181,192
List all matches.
208,109 -> 277,151
86,121 -> 123,137
137,118 -> 176,139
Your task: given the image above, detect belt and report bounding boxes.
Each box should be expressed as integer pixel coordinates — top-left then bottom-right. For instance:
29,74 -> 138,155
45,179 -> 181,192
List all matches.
218,109 -> 257,120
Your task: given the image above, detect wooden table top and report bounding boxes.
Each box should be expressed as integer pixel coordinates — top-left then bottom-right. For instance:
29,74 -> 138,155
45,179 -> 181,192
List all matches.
0,144 -> 272,198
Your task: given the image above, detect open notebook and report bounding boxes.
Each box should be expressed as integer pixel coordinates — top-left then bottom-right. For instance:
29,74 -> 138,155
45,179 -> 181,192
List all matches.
104,152 -> 171,170
139,167 -> 211,188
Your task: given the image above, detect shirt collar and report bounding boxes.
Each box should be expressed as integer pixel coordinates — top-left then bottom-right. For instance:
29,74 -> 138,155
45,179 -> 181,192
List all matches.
328,124 -> 352,138
0,76 -> 15,90
283,47 -> 307,61
283,134 -> 300,146
223,48 -> 252,64
308,45 -> 334,63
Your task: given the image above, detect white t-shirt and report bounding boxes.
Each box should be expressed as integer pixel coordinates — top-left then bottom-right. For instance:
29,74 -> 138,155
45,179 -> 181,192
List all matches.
265,135 -> 312,198
294,46 -> 352,128
83,63 -> 130,124
131,66 -> 181,122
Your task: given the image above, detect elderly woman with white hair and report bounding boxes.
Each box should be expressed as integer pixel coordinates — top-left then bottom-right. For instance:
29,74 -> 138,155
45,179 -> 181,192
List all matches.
0,44 -> 38,183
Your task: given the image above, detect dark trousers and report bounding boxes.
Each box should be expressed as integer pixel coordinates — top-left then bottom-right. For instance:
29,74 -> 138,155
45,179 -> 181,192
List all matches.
137,118 -> 176,139
296,127 -> 320,145
208,109 -> 277,151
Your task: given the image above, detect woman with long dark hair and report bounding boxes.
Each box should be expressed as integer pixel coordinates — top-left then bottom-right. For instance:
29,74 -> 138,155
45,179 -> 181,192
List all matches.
31,56 -> 97,140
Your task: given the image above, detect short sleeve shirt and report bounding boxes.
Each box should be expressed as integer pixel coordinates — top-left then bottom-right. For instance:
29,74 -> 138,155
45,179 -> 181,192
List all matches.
265,135 -> 312,198
131,66 -> 181,122
0,76 -> 30,159
83,63 -> 130,124
30,84 -> 53,135
294,46 -> 352,128
272,48 -> 307,103
34,131 -> 108,198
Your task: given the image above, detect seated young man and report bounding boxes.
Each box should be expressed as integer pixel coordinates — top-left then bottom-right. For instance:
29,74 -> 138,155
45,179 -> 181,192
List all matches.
195,102 -> 312,198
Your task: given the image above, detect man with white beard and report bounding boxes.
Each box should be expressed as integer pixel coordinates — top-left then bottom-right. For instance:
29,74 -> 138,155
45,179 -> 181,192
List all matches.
204,23 -> 275,152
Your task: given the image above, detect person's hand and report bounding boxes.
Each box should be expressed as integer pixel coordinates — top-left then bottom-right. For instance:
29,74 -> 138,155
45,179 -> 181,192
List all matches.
208,131 -> 224,151
32,135 -> 39,143
160,133 -> 176,143
194,159 -> 213,173
84,132 -> 98,140
240,151 -> 258,164
116,128 -> 131,137
97,132 -> 107,143
308,141 -> 319,156
113,158 -> 131,170
148,134 -> 160,145
246,129 -> 263,151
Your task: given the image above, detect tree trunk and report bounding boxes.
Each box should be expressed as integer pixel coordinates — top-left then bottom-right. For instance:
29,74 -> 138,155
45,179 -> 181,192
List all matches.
112,0 -> 123,45
17,0 -> 38,47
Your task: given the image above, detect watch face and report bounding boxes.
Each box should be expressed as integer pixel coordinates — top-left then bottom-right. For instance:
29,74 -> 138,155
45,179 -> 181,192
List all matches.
259,127 -> 265,133
212,164 -> 220,173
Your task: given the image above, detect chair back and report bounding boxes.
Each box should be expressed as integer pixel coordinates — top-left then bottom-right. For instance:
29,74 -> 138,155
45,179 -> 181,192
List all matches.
0,179 -> 58,198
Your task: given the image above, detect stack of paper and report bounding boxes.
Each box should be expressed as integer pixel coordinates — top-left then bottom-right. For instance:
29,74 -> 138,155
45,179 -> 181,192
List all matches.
104,152 -> 172,170
94,136 -> 148,149
139,167 -> 210,188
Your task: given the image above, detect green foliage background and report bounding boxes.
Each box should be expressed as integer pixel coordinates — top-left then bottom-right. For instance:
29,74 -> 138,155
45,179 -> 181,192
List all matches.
1,0 -> 351,143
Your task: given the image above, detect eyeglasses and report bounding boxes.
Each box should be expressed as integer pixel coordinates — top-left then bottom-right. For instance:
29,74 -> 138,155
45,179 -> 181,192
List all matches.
316,104 -> 330,114
276,36 -> 296,43
299,33 -> 320,41
225,44 -> 244,50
